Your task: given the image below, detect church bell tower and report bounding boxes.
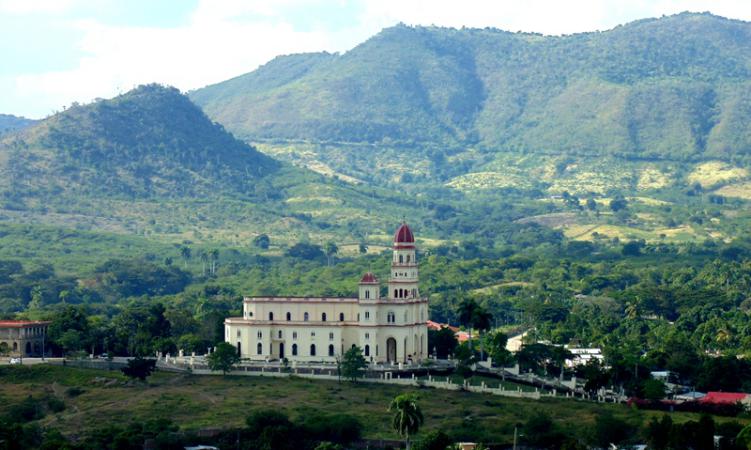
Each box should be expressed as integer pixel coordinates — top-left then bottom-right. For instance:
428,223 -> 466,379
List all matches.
388,223 -> 419,300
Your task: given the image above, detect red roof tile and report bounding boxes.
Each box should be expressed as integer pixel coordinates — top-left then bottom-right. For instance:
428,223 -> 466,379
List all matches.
359,272 -> 378,284
394,223 -> 415,244
700,392 -> 748,404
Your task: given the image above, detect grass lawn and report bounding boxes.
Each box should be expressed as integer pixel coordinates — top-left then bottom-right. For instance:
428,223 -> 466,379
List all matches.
1,365 -> 748,444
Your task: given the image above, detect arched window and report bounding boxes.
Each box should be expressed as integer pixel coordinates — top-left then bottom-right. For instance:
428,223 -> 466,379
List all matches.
278,330 -> 283,339
236,342 -> 241,357
322,312 -> 327,322
304,312 -> 309,321
339,312 -> 344,321
12,342 -> 17,352
406,255 -> 411,263
412,289 -> 417,298
293,332 -> 298,339
257,331 -> 262,338
364,345 -> 370,356
310,344 -> 316,356
286,312 -> 291,321
399,254 -> 403,263
257,342 -> 263,355
394,289 -> 398,298
365,290 -> 370,299
328,344 -> 335,356
269,312 -> 273,321
292,344 -> 298,356
365,311 -> 370,320
329,332 -> 334,340
387,311 -> 395,323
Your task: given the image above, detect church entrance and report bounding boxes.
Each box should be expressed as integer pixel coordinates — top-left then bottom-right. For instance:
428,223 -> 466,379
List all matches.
386,338 -> 397,363
279,342 -> 285,359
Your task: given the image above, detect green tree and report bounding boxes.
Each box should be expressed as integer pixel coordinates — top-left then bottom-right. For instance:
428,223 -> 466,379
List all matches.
412,430 -> 452,450
457,297 -> 480,352
341,345 -> 368,382
428,327 -> 457,359
358,243 -> 368,254
207,342 -> 240,375
389,393 -> 424,450
325,241 -> 339,267
121,356 -> 157,381
179,246 -> 191,269
253,234 -> 270,250
486,331 -> 513,368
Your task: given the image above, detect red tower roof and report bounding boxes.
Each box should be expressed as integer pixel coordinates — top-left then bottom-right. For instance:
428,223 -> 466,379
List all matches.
359,272 -> 378,284
393,223 -> 415,243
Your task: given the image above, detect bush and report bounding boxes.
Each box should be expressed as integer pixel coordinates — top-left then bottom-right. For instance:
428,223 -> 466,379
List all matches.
47,397 -> 66,413
302,414 -> 362,444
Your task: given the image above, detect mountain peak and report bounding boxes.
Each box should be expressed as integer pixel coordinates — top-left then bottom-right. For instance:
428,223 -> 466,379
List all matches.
1,84 -> 278,200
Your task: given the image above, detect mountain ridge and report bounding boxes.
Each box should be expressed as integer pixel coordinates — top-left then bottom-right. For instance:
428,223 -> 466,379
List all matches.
190,12 -> 751,162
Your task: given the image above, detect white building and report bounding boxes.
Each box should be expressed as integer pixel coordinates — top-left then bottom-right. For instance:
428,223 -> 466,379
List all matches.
224,223 -> 429,363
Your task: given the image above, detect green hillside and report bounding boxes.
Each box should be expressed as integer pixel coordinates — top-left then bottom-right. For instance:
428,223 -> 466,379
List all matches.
191,13 -> 751,161
0,113 -> 35,135
0,85 -> 441,246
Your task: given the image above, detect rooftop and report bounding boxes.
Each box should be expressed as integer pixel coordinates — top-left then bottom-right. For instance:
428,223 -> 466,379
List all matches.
0,320 -> 52,328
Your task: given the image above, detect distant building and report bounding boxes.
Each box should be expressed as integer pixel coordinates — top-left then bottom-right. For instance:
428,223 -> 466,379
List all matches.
699,391 -> 751,406
426,320 -> 469,343
0,320 -> 51,357
225,223 -> 429,363
564,347 -> 604,368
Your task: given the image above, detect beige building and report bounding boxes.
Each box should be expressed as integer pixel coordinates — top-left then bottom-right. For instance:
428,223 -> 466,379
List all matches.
0,320 -> 50,357
225,223 -> 429,363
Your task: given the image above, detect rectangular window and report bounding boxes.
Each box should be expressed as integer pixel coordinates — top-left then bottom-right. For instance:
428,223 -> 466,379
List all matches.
365,333 -> 370,340
329,332 -> 334,340
293,332 -> 298,340
311,332 -> 315,337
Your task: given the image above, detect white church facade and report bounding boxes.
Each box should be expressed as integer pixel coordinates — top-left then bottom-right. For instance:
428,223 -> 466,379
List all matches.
224,223 -> 429,363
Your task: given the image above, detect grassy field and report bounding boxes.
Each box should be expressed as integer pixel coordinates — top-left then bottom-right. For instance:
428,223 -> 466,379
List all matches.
1,365 -> 747,444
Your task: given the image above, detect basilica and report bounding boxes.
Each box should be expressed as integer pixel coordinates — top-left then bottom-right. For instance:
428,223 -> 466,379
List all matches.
224,223 -> 429,363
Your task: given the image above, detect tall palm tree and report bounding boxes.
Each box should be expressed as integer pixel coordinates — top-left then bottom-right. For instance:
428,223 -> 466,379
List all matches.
180,246 -> 191,269
389,393 -> 424,450
473,307 -> 493,361
457,297 -> 479,351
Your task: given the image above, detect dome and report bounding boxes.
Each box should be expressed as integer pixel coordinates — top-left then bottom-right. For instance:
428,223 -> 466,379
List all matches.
359,272 -> 378,284
393,223 -> 415,243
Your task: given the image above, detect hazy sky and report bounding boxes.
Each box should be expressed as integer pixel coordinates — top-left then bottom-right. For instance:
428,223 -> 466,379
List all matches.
3,0 -> 751,118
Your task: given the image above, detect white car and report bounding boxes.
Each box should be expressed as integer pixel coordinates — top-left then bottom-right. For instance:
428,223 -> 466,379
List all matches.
9,357 -> 21,365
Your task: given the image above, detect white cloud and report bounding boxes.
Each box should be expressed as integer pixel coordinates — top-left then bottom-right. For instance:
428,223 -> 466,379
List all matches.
7,0 -> 751,118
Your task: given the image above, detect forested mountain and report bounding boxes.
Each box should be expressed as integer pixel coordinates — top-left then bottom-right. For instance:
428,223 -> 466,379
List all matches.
0,113 -> 35,135
1,84 -> 279,200
191,12 -> 751,161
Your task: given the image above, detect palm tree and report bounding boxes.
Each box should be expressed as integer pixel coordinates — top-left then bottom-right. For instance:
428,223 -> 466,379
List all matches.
473,307 -> 493,361
180,246 -> 191,269
457,297 -> 479,351
210,249 -> 219,275
389,393 -> 424,450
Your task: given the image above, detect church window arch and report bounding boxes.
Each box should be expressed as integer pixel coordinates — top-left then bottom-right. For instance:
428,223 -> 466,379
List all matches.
394,289 -> 398,298
339,312 -> 344,321
257,331 -> 262,338
407,254 -> 411,263
322,312 -> 327,322
399,254 -> 403,263
278,330 -> 282,339
304,312 -> 309,321
364,345 -> 370,356
293,332 -> 297,339
328,344 -> 334,356
387,311 -> 395,323
292,344 -> 298,356
365,290 -> 370,299
365,311 -> 370,320
310,344 -> 316,356
329,332 -> 334,340
257,343 -> 263,355
269,312 -> 273,321
286,312 -> 291,321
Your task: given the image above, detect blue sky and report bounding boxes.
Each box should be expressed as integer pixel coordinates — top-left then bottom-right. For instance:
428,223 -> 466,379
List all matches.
3,0 -> 751,118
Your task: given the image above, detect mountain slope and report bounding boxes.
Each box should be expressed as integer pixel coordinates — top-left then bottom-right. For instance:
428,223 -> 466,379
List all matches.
1,84 -> 279,200
0,85 -> 440,245
191,13 -> 751,161
0,114 -> 35,135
